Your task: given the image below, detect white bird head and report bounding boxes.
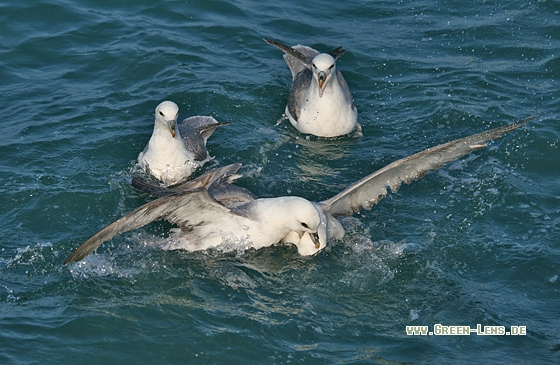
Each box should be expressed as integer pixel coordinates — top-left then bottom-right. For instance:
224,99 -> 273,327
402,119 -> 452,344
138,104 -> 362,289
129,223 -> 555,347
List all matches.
155,101 -> 180,138
276,197 -> 328,255
312,53 -> 336,98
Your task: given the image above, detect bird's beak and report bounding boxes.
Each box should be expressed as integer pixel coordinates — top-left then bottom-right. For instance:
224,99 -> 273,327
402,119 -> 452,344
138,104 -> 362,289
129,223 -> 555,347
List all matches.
311,232 -> 320,249
317,71 -> 328,98
168,119 -> 177,138
300,231 -> 321,249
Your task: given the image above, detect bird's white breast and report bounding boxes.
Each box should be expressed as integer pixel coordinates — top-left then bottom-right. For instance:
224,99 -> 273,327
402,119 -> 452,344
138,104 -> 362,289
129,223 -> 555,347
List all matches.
139,132 -> 198,185
292,77 -> 357,137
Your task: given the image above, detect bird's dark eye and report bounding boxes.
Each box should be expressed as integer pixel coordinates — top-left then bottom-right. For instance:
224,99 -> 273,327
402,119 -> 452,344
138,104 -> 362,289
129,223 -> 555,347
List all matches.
159,111 -> 164,116
312,63 -> 317,69
301,222 -> 309,228
329,64 -> 334,69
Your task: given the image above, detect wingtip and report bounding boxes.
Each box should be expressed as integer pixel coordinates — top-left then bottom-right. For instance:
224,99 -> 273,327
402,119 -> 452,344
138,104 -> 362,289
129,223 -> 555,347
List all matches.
515,114 -> 540,126
263,38 -> 277,47
491,114 -> 539,136
64,243 -> 97,264
263,38 -> 284,49
329,46 -> 347,60
196,121 -> 230,135
63,251 -> 81,265
474,114 -> 537,142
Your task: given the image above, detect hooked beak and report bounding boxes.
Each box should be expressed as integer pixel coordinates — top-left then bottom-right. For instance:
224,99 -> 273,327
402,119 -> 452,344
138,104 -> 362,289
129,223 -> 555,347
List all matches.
317,71 -> 328,98
300,231 -> 321,249
310,232 -> 320,249
168,119 -> 177,138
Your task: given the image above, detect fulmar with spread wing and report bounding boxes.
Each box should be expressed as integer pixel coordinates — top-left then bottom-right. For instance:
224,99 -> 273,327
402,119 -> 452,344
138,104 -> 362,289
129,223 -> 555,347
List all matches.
264,38 -> 359,138
64,117 -> 533,264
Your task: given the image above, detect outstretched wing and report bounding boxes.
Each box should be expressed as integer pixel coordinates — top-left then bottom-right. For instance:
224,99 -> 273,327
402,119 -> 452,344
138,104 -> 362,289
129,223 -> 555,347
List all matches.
329,46 -> 346,60
286,45 -> 319,78
264,38 -> 313,71
322,117 -> 535,217
64,188 -> 236,264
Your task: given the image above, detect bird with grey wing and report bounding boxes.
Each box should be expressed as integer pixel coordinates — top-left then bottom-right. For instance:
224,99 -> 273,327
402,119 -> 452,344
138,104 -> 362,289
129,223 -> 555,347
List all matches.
264,38 -> 359,138
64,117 -> 535,264
137,101 -> 228,186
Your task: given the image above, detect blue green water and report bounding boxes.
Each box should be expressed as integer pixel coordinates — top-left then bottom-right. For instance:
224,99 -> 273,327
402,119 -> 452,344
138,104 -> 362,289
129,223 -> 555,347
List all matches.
1,0 -> 559,363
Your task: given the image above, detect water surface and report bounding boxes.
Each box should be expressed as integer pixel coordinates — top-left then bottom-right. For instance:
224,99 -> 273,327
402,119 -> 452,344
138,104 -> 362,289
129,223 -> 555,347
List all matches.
1,0 -> 559,363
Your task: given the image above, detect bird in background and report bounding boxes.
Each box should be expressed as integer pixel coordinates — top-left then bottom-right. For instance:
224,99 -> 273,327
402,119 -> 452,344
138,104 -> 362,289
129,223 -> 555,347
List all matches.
264,38 -> 359,138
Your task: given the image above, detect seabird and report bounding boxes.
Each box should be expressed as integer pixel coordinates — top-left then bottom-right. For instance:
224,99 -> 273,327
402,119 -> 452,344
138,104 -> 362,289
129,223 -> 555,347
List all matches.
264,38 -> 359,138
64,117 -> 533,264
137,101 -> 227,186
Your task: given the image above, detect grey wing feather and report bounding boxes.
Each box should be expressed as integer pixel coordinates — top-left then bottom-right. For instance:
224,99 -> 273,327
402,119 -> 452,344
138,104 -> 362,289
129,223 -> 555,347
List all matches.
293,45 -> 320,60
132,164 -> 244,198
64,188 -> 236,264
322,117 -> 535,217
288,68 -> 313,121
179,117 -> 227,162
179,125 -> 207,161
264,38 -> 314,76
131,177 -> 179,197
335,70 -> 356,110
197,122 -> 229,139
208,180 -> 256,207
160,189 -> 249,229
181,116 -> 216,129
181,116 -> 228,138
131,163 -> 255,207
329,46 -> 346,60
284,45 -> 319,77
173,163 -> 243,192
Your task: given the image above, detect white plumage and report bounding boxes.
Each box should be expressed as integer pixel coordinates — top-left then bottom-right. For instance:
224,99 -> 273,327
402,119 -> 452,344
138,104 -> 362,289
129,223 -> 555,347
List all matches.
138,101 -> 226,186
265,38 -> 359,138
64,118 -> 532,264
